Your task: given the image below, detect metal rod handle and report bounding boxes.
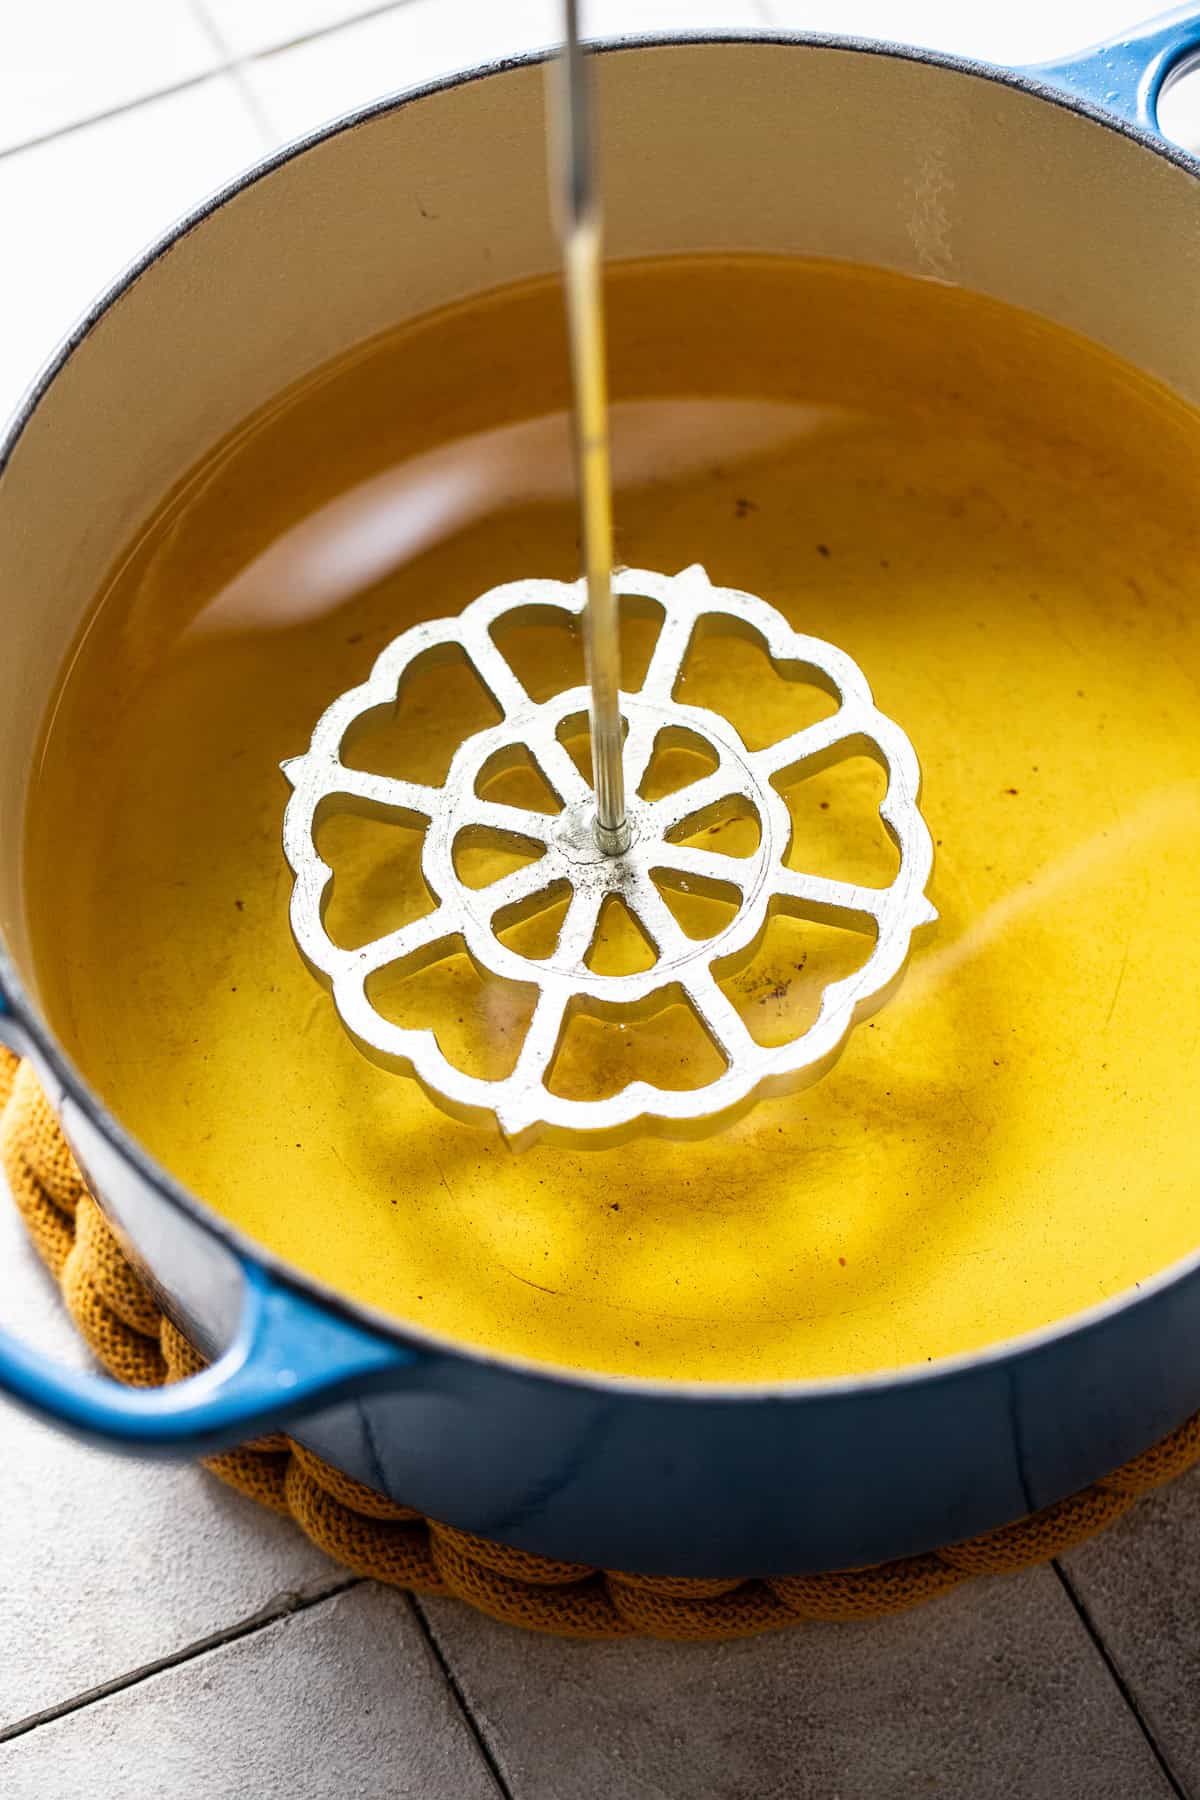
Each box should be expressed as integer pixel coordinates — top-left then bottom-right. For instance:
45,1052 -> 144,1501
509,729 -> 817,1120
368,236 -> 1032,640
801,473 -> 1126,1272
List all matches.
556,0 -> 629,856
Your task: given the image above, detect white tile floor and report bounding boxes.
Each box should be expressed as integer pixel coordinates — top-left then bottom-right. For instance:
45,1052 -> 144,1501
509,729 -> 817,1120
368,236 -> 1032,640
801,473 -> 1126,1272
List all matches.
2,3 -> 1200,1794
0,2 -> 220,153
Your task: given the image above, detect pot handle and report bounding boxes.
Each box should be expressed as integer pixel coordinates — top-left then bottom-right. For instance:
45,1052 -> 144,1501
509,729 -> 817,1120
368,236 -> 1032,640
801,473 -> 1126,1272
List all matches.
1,989 -> 420,1455
0,1250 -> 419,1458
1019,4 -> 1200,135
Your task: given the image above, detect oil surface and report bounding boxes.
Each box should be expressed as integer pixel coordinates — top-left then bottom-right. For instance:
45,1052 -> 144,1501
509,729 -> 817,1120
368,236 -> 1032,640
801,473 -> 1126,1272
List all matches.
25,257 -> 1200,1381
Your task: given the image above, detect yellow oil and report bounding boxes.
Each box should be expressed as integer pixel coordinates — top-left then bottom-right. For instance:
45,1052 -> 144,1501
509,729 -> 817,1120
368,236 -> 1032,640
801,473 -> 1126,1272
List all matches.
25,257 -> 1200,1382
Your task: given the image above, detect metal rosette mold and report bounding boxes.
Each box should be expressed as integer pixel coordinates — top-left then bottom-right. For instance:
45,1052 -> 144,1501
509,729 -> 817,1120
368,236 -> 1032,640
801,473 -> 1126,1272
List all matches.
282,565 -> 937,1148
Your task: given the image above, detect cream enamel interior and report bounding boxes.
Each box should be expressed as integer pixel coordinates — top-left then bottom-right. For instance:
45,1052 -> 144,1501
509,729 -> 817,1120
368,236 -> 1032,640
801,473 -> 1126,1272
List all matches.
2,44 -> 1200,977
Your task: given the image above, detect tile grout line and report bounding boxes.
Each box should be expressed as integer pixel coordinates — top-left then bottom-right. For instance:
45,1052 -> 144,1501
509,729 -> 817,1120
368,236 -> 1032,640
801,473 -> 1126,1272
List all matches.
187,0 -> 279,150
0,70 -> 226,164
212,0 -> 424,67
0,0 -> 420,166
1052,1560 -> 1191,1800
409,1597 -> 515,1800
0,1 -> 782,168
0,1576 -> 363,1747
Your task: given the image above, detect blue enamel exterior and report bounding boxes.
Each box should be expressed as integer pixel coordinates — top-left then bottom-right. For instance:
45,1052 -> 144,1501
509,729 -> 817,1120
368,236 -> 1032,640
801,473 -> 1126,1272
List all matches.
2,11 -> 1200,1570
0,1213 -> 414,1454
1020,3 -> 1200,131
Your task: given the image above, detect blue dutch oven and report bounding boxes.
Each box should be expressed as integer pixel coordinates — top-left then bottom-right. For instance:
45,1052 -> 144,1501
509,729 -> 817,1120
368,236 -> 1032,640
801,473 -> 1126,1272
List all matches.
1,10 -> 1199,1576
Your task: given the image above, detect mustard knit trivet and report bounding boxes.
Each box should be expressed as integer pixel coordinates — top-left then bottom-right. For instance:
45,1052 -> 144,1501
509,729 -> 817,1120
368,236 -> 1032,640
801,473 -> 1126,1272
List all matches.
2,1046 -> 1197,1639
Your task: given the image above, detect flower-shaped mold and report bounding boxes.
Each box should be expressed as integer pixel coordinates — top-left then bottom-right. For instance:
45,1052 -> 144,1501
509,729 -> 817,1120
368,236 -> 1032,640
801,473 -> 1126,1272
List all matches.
282,565 -> 936,1147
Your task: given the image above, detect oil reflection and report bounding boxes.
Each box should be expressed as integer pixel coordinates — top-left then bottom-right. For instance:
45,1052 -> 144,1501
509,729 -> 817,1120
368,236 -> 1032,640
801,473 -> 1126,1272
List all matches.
895,781 -> 1200,1018
186,399 -> 851,640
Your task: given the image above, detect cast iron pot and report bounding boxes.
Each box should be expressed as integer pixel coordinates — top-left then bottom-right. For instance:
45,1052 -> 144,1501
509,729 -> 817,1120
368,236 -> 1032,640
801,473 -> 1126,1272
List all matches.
1,11 -> 1199,1577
